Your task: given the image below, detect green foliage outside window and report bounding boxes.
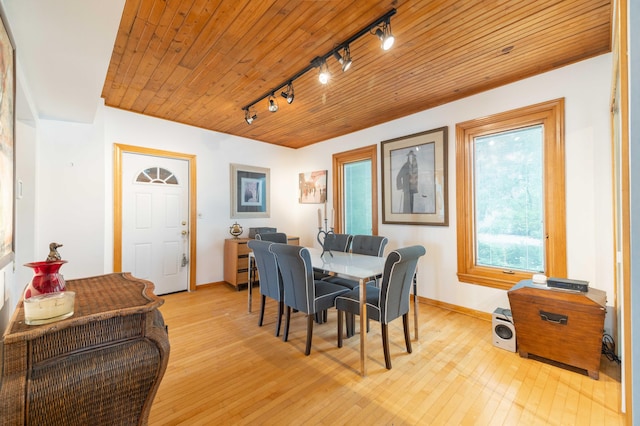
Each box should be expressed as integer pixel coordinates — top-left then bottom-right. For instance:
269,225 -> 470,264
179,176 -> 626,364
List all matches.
473,125 -> 545,272
345,160 -> 372,235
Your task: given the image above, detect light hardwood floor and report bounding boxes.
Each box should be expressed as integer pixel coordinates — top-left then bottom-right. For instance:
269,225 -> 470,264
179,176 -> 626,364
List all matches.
149,284 -> 625,425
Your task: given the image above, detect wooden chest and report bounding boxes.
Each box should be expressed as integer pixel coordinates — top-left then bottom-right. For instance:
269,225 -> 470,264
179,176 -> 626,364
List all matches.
507,279 -> 606,379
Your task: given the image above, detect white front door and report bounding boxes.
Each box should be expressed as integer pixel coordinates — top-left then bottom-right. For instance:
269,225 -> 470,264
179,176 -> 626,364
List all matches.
121,153 -> 190,295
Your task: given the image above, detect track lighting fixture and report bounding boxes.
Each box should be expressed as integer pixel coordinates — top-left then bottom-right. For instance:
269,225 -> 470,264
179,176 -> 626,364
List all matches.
244,108 -> 257,124
317,59 -> 330,84
268,93 -> 279,112
374,18 -> 394,50
333,45 -> 352,72
241,8 -> 396,124
281,82 -> 294,104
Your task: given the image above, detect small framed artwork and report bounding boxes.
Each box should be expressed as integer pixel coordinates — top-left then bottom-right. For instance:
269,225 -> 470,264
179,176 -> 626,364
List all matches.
381,126 -> 448,226
230,163 -> 270,218
298,170 -> 327,204
0,12 -> 15,269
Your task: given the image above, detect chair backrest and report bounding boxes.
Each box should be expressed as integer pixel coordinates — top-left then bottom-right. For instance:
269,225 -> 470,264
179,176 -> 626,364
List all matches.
323,233 -> 353,252
351,235 -> 388,257
256,232 -> 288,244
378,245 -> 426,324
269,244 -> 316,315
247,239 -> 282,301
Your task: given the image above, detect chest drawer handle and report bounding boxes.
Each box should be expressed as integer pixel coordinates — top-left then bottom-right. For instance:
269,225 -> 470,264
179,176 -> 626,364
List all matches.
539,310 -> 568,325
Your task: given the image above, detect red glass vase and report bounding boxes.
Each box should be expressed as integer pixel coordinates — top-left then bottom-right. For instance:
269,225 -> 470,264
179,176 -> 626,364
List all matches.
23,260 -> 67,299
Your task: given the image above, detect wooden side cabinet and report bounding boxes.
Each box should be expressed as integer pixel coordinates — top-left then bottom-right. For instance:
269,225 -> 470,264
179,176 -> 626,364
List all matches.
224,236 -> 299,289
507,279 -> 606,379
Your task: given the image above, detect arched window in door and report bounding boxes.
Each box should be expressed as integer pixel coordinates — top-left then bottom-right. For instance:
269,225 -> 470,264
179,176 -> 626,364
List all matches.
135,167 -> 179,185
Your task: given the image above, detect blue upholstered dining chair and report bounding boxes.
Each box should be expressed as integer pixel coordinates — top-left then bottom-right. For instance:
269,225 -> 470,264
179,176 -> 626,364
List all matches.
323,235 -> 388,290
247,239 -> 284,337
256,232 -> 288,244
314,233 -> 353,280
324,233 -> 353,252
323,234 -> 389,335
268,244 -> 350,355
335,245 -> 426,369
351,235 -> 388,257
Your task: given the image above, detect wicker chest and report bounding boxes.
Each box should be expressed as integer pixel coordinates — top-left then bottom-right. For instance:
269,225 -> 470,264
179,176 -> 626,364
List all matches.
0,273 -> 170,425
507,279 -> 606,379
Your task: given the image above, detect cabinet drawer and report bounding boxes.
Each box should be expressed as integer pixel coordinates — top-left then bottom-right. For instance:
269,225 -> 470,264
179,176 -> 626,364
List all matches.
236,242 -> 251,255
236,269 -> 249,285
237,256 -> 249,270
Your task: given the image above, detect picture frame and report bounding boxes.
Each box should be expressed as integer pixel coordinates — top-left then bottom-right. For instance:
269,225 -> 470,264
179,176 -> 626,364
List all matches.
298,170 -> 327,204
230,163 -> 270,218
381,126 -> 448,226
0,11 -> 15,269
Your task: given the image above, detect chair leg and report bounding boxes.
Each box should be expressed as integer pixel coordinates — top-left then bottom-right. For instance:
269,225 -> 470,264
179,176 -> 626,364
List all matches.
305,315 -> 314,356
403,313 -> 412,353
283,306 -> 291,342
275,301 -> 284,337
314,309 -> 328,324
258,295 -> 266,326
337,310 -> 343,348
346,313 -> 354,338
382,323 -> 392,369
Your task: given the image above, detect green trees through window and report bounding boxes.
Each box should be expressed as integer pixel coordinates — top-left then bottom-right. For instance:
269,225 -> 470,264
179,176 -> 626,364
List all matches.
474,125 -> 544,273
456,99 -> 566,289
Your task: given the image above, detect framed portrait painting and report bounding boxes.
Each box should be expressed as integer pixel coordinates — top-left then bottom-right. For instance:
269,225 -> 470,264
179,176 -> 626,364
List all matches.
298,170 -> 327,204
381,127 -> 448,226
0,12 -> 15,269
230,163 -> 270,218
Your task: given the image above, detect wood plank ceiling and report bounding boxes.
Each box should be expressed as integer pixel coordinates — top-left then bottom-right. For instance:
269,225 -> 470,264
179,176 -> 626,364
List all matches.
102,0 -> 611,149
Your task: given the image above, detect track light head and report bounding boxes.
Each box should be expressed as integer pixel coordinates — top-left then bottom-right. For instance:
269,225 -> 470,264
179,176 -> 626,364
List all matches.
240,9 -> 396,124
244,108 -> 257,124
268,93 -> 279,112
280,82 -> 294,104
318,59 -> 330,84
333,45 -> 352,72
375,19 -> 395,50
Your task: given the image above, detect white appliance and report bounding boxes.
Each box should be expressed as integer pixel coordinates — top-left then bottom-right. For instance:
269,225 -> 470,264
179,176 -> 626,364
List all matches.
492,307 -> 516,352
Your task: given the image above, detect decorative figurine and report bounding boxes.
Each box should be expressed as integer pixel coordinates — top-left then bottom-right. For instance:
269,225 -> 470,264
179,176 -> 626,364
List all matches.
24,242 -> 67,299
46,242 -> 63,262
229,222 -> 243,239
316,211 -> 334,258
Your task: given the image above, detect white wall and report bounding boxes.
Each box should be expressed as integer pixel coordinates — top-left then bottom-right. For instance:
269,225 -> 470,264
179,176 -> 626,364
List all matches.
297,53 -> 614,325
1,53 -> 614,335
103,108 -> 299,285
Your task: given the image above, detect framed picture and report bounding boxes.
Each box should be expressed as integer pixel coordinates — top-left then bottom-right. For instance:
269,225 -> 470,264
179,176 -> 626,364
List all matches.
381,126 -> 448,226
298,170 -> 327,204
0,12 -> 15,269
230,163 -> 270,218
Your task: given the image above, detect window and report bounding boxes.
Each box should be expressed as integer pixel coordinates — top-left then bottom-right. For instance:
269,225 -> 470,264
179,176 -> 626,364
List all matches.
456,99 -> 566,290
344,160 -> 372,235
333,145 -> 378,235
135,167 -> 179,184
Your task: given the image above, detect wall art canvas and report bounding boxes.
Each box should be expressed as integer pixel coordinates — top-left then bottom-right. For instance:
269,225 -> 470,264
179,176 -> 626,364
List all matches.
381,127 -> 448,226
230,163 -> 270,218
0,12 -> 15,269
298,170 -> 327,204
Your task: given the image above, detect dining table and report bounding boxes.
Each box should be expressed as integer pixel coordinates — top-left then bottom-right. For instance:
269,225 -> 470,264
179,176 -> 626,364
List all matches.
247,246 -> 419,376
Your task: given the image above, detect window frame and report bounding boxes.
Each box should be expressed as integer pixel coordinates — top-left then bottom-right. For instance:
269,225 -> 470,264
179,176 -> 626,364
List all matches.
455,99 -> 567,290
332,145 -> 378,235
